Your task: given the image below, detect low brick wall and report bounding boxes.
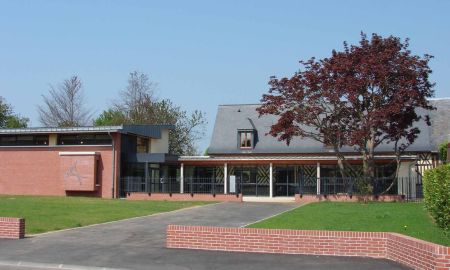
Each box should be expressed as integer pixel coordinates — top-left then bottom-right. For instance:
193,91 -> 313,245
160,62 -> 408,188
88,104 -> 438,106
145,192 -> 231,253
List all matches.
127,192 -> 242,202
167,225 -> 450,270
295,194 -> 403,202
0,217 -> 25,239
387,233 -> 450,270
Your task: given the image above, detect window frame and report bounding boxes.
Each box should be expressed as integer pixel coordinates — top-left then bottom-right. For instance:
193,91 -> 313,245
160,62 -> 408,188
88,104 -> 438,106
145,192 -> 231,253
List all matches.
238,131 -> 253,149
136,136 -> 149,153
57,133 -> 112,146
0,135 -> 49,146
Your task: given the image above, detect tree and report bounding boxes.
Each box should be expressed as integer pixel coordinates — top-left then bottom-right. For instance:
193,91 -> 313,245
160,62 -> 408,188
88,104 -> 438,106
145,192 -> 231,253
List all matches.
38,76 -> 92,127
115,71 -> 156,123
258,33 -> 434,190
257,59 -> 354,178
5,115 -> 29,128
94,71 -> 207,155
93,109 -> 127,126
0,97 -> 29,128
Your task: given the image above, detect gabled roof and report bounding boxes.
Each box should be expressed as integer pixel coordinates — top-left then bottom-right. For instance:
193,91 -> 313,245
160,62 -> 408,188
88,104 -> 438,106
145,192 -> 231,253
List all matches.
0,124 -> 175,139
208,100 -> 450,155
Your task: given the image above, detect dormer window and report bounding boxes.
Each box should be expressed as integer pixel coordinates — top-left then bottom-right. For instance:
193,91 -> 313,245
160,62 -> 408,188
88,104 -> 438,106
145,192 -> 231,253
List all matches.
239,131 -> 253,149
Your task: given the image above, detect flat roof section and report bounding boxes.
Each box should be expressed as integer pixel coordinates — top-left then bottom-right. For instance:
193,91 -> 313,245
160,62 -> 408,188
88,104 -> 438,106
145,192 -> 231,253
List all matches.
0,124 -> 175,139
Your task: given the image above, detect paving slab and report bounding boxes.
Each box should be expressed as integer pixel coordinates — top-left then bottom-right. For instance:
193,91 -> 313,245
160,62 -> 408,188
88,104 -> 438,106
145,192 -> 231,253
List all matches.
0,202 -> 410,270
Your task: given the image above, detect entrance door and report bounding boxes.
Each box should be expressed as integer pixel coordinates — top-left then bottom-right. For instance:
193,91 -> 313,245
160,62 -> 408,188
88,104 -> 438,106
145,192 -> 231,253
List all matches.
147,165 -> 160,192
274,165 -> 297,196
240,169 -> 256,196
231,165 -> 270,197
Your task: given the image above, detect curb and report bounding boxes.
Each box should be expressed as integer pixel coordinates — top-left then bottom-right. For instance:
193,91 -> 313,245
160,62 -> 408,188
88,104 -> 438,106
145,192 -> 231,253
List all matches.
0,260 -> 129,270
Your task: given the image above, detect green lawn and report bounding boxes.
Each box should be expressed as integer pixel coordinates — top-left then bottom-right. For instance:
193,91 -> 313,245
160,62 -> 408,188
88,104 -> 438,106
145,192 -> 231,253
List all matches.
248,202 -> 450,246
0,195 -> 212,234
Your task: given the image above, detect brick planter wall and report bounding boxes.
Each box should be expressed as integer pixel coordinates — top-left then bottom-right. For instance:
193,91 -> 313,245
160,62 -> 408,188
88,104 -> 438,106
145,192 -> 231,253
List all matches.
295,194 -> 403,202
0,217 -> 25,239
387,233 -> 450,270
127,192 -> 242,202
167,225 -> 450,270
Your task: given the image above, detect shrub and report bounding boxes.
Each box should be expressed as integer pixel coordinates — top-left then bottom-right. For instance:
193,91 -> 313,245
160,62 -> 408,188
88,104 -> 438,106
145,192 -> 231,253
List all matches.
423,164 -> 450,231
438,140 -> 448,162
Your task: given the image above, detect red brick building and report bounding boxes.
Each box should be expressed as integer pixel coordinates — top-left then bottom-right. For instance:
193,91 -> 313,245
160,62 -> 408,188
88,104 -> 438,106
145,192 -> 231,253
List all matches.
0,125 -> 175,198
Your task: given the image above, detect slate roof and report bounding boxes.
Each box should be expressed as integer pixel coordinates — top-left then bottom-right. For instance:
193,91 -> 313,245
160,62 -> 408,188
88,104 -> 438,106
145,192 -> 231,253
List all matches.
429,98 -> 450,149
0,124 -> 175,139
208,100 -> 450,155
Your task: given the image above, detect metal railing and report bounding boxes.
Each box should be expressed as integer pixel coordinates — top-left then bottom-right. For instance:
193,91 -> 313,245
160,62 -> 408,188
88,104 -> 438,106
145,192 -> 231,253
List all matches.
121,175 -> 422,200
237,183 -> 270,197
296,176 -> 422,200
183,177 -> 224,194
122,176 -> 180,194
121,176 -> 226,195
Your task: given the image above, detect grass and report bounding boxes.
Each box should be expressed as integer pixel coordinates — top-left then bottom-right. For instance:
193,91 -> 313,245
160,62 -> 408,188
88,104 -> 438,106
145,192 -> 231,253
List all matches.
0,195 -> 212,234
248,202 -> 450,246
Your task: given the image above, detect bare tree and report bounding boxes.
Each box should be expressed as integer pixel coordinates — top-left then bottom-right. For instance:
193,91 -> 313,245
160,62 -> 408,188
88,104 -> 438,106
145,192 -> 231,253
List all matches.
115,71 -> 157,123
38,76 -> 92,127
94,71 -> 207,155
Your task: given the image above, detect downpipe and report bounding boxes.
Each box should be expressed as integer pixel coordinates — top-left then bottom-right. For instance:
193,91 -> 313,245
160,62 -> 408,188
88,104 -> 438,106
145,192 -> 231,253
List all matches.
108,131 -> 116,199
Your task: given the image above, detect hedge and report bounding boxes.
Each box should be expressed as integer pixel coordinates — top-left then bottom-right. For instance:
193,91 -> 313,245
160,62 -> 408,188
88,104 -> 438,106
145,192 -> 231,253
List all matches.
423,164 -> 450,231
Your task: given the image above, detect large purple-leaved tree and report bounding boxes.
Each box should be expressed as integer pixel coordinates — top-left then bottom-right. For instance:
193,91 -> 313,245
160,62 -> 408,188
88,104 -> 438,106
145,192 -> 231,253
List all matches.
258,33 -> 435,192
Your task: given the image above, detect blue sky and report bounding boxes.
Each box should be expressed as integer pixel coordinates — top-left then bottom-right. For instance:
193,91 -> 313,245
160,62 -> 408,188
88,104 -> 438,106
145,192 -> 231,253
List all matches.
1,0 -> 449,152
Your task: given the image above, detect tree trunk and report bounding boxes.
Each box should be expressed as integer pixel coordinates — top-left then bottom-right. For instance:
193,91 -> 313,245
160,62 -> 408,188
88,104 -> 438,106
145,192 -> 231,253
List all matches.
381,141 -> 402,195
360,129 -> 376,203
334,145 -> 346,178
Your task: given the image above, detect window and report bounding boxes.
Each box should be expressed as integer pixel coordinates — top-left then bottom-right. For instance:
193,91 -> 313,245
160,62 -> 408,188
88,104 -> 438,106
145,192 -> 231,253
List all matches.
239,131 -> 253,148
58,134 -> 112,145
136,137 -> 149,153
0,135 -> 49,146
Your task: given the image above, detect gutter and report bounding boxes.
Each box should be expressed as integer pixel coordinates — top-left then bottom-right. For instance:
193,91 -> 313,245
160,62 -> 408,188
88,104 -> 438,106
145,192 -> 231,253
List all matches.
108,131 -> 116,199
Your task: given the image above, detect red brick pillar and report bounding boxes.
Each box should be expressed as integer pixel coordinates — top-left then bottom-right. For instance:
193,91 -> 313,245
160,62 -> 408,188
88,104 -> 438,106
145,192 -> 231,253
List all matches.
0,217 -> 25,239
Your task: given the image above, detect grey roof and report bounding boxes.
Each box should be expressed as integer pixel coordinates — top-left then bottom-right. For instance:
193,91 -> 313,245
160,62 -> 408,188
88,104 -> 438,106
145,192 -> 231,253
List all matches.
0,124 -> 174,139
429,98 -> 450,150
208,101 -> 450,155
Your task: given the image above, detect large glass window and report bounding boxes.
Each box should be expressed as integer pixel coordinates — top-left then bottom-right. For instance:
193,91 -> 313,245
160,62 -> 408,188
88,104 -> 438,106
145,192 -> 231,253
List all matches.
136,137 -> 149,153
239,131 -> 253,148
0,135 -> 49,146
228,165 -> 269,196
58,133 -> 112,145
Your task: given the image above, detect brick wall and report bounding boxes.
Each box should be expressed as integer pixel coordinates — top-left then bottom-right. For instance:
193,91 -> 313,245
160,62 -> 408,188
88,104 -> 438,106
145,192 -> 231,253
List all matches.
167,225 -> 450,270
387,233 -> 450,270
295,194 -> 403,202
0,217 -> 25,239
127,192 -> 242,202
0,132 -> 121,198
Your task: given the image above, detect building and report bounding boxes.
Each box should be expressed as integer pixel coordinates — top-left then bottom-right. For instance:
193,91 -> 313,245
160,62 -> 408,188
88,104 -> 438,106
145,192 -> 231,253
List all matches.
1,99 -> 448,201
175,103 -> 439,200
0,125 -> 175,198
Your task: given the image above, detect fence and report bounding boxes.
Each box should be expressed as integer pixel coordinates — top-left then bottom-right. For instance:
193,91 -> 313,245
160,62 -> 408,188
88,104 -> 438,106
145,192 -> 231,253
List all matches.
122,176 -> 225,195
122,176 -> 423,200
183,177 -> 224,194
298,176 -> 422,200
122,176 -> 180,194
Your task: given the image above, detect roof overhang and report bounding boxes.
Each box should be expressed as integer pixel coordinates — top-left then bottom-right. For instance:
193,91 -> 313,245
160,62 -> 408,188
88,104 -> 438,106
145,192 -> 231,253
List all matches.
0,124 -> 175,139
179,154 -> 421,162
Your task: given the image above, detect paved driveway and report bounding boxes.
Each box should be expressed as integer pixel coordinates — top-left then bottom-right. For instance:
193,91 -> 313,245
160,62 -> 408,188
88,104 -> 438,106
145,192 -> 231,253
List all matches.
0,202 -> 410,270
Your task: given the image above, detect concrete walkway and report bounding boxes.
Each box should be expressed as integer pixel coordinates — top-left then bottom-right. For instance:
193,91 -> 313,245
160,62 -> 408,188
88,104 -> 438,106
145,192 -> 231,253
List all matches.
0,202 -> 410,270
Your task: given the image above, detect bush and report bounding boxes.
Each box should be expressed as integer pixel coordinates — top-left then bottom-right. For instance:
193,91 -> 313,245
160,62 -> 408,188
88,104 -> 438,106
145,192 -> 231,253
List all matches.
423,164 -> 450,231
438,140 -> 448,162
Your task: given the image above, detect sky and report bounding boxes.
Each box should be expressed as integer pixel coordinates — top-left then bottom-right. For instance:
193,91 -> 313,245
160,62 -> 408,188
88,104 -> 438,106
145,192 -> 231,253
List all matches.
1,0 -> 449,153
